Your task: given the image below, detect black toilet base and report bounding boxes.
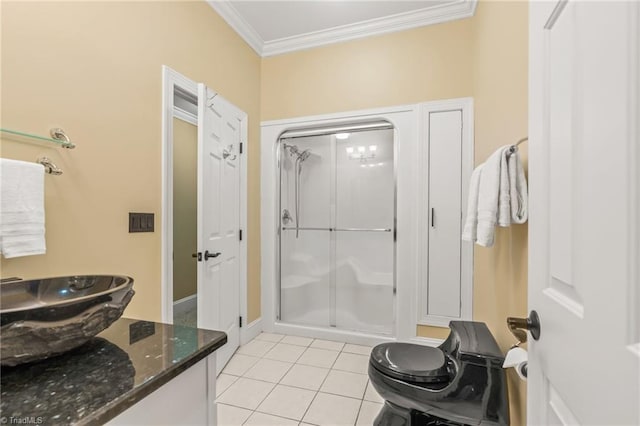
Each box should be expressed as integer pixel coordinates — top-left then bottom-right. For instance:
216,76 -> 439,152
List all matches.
374,401 -> 411,426
374,401 -> 470,426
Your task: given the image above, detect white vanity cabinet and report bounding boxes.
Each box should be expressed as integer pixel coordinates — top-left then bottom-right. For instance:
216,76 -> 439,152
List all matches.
109,354 -> 217,425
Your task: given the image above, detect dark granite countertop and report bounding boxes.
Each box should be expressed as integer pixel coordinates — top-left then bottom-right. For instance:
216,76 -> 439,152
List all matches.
0,317 -> 227,425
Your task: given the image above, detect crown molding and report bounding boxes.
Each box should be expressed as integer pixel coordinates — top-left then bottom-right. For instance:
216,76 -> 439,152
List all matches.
208,0 -> 477,58
207,0 -> 264,55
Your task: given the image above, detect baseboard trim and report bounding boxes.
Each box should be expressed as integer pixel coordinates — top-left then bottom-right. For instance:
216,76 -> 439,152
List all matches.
173,294 -> 197,316
241,317 -> 263,345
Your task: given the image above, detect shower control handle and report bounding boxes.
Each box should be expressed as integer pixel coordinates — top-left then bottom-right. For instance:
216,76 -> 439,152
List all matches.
204,250 -> 221,260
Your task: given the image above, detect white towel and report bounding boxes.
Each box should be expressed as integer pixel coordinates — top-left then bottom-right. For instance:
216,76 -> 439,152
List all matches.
461,163 -> 483,243
462,145 -> 528,248
476,146 -> 511,247
508,151 -> 528,224
0,158 -> 46,258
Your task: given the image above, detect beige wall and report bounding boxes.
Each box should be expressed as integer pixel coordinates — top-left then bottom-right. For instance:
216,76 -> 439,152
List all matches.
172,118 -> 197,301
469,2 -> 529,424
261,19 -> 474,121
0,1 -> 262,322
261,3 -> 528,424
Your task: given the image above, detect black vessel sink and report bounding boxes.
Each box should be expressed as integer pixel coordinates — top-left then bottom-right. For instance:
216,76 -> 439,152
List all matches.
0,275 -> 134,366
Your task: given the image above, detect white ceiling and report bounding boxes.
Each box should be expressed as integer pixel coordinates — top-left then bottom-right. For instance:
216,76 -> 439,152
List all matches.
207,0 -> 477,57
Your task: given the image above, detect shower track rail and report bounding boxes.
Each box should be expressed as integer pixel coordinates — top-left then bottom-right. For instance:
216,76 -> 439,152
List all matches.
282,227 -> 392,232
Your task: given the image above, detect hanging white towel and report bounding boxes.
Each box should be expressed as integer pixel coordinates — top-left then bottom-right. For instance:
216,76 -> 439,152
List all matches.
508,150 -> 528,224
461,163 -> 483,243
462,145 -> 528,248
475,146 -> 511,247
0,158 -> 46,258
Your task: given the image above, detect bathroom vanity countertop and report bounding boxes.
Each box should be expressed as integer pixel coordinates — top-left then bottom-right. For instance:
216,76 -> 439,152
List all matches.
0,317 -> 227,425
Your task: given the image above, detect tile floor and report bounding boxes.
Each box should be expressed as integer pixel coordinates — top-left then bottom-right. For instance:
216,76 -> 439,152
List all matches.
216,333 -> 385,426
173,306 -> 197,328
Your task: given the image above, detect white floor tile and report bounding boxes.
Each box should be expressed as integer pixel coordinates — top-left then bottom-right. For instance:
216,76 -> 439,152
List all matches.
256,384 -> 316,420
356,401 -> 383,426
237,339 -> 276,357
216,403 -> 252,426
343,344 -> 372,356
310,339 -> 345,351
255,332 -> 285,343
332,352 -> 369,374
303,393 -> 362,426
244,412 -> 299,426
243,358 -> 293,383
299,423 -> 317,426
216,374 -> 239,397
216,377 -> 275,410
297,347 -> 340,369
320,370 -> 368,399
280,364 -> 330,391
264,343 -> 306,363
364,381 -> 384,403
222,354 -> 260,376
281,335 -> 314,347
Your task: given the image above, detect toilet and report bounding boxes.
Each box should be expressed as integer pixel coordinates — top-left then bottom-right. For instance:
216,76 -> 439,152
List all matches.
368,321 -> 509,426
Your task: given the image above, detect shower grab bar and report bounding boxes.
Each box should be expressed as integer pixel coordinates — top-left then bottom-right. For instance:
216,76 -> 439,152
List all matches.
282,227 -> 391,232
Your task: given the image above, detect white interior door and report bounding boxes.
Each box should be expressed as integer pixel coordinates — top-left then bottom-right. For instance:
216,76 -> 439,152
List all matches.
529,1 -> 639,424
197,85 -> 242,374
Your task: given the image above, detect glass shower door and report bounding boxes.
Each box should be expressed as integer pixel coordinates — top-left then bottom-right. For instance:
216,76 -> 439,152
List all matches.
279,126 -> 395,335
279,135 -> 332,327
334,129 -> 395,334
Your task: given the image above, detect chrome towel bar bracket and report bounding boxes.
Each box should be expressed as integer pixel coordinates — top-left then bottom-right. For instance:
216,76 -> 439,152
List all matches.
37,157 -> 63,175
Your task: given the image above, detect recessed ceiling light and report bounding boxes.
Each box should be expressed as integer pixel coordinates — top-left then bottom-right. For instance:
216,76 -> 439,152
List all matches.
336,133 -> 350,140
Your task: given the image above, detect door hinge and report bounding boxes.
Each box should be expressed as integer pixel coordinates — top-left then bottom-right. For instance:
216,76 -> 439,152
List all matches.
239,142 -> 243,154
239,316 -> 243,328
239,229 -> 243,241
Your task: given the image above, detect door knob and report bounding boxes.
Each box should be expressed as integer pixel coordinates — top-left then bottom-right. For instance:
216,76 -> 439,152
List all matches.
204,250 -> 221,260
507,310 -> 541,343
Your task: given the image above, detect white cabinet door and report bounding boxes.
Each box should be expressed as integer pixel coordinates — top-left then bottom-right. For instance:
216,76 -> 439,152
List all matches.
427,110 -> 463,318
528,1 -> 639,424
109,355 -> 217,425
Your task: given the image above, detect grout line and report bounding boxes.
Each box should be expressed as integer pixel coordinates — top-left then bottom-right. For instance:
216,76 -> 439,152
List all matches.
354,397 -> 366,426
214,374 -> 240,400
298,389 -> 319,424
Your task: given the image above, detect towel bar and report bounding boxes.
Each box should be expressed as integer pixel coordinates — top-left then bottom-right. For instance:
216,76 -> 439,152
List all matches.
37,157 -> 63,175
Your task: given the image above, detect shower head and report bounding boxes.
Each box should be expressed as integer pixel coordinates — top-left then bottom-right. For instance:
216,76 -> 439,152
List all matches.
284,143 -> 311,163
299,150 -> 311,162
284,143 -> 300,156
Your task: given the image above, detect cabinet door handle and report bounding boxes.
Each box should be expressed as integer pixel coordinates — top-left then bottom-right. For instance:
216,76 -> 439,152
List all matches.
431,208 -> 435,228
